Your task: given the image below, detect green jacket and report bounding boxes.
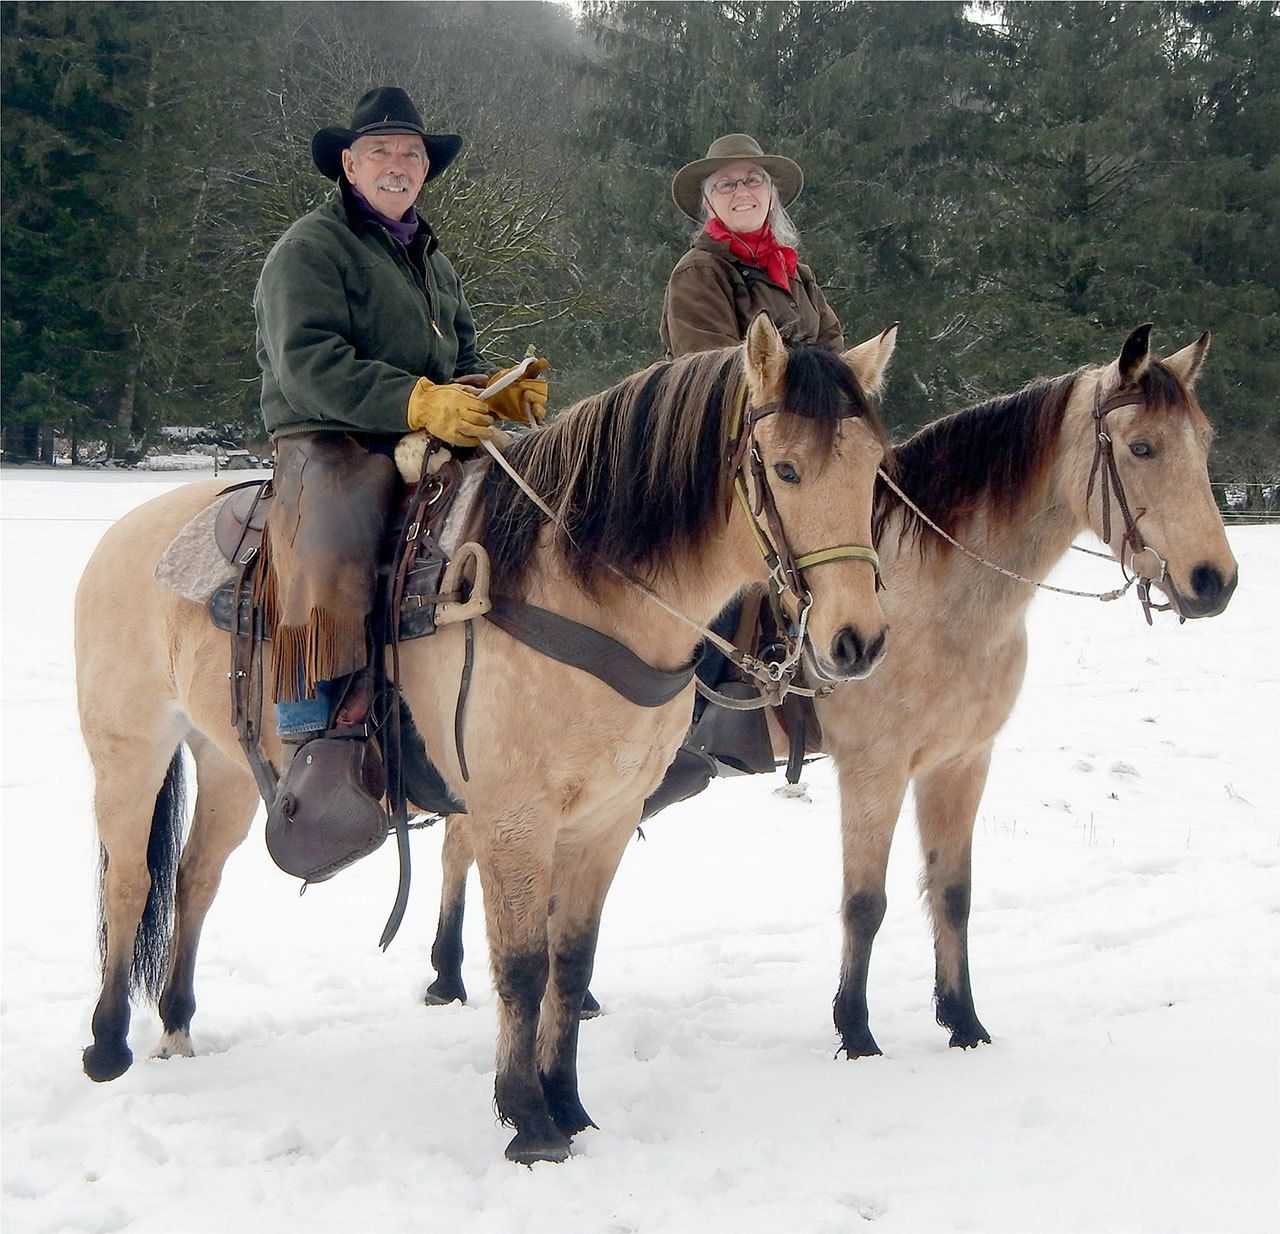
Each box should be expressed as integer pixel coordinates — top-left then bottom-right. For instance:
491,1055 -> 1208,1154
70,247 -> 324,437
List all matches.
254,192 -> 484,439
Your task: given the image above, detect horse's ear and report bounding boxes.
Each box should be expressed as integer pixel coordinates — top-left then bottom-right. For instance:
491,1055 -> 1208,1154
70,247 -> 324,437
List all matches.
1162,331 -> 1211,388
842,322 -> 898,396
1118,323 -> 1153,385
744,312 -> 787,395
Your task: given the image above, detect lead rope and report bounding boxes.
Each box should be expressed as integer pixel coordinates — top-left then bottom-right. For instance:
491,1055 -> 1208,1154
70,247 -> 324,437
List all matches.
875,467 -> 1137,604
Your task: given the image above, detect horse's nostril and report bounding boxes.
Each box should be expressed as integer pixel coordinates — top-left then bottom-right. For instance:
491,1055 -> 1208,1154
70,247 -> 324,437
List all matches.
865,625 -> 888,665
831,626 -> 863,673
1190,563 -> 1223,602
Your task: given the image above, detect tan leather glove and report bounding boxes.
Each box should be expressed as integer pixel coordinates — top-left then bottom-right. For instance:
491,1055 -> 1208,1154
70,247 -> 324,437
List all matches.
484,357 -> 550,424
406,379 -> 495,446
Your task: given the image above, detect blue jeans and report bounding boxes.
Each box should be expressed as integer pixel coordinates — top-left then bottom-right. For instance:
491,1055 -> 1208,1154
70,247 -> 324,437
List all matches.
276,679 -> 334,736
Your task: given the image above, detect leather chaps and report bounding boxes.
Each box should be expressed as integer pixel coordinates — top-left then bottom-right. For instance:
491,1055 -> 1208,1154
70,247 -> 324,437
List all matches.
261,431 -> 399,703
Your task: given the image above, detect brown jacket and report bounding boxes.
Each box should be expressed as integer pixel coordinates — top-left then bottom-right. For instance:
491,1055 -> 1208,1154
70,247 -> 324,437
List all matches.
660,231 -> 844,358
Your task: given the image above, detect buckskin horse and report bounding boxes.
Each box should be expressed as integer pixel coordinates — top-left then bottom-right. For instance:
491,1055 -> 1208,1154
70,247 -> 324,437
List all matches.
74,315 -> 897,1163
420,324 -> 1239,1056
820,323 -> 1237,1057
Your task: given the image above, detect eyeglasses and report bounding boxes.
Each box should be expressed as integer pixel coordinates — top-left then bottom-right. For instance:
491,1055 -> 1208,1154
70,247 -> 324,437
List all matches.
708,171 -> 768,197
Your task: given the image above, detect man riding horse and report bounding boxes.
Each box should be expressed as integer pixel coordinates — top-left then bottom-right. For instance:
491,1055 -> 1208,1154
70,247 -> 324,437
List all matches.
253,86 -> 548,818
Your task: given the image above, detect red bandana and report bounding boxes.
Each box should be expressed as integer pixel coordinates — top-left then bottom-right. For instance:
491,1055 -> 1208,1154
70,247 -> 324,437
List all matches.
706,217 -> 798,291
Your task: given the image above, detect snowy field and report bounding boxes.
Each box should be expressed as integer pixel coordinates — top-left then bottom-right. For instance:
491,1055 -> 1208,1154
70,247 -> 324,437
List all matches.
2,468 -> 1277,1234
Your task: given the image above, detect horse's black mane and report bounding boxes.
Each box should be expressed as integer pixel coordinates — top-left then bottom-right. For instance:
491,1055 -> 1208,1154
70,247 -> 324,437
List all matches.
480,341 -> 883,596
873,359 -> 1189,550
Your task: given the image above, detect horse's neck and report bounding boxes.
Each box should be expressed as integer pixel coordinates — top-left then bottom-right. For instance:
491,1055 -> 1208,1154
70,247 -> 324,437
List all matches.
887,446 -> 1085,639
523,517 -> 758,671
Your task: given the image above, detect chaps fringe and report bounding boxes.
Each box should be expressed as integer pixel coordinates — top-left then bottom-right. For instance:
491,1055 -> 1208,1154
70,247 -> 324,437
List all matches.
270,609 -> 367,703
257,527 -> 367,702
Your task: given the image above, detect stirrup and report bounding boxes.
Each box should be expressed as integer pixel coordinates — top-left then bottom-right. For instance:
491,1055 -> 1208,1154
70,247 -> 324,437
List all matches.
265,735 -> 388,884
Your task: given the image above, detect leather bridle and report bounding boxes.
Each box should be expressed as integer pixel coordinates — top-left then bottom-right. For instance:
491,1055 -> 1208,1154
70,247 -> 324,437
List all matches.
721,382 -> 883,688
1085,384 -> 1176,625
877,377 -> 1181,626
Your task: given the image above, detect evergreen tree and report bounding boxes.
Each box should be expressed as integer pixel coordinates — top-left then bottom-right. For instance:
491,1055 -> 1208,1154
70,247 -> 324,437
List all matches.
2,1 -> 1273,476
792,1 -> 1003,427
1,2 -> 137,459
1154,1 -> 1280,482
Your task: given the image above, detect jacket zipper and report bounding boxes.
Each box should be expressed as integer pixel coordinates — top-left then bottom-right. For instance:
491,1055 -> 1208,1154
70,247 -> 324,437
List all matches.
385,232 -> 443,337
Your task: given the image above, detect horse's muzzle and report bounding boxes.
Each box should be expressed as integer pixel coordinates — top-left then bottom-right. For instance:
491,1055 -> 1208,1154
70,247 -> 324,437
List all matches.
1168,562 -> 1239,619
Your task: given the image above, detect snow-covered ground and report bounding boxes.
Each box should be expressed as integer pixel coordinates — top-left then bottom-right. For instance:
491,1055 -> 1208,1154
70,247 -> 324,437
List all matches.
2,468 -> 1277,1234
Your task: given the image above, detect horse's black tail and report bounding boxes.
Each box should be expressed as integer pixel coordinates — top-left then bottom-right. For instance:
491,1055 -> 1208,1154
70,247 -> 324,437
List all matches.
96,748 -> 188,1001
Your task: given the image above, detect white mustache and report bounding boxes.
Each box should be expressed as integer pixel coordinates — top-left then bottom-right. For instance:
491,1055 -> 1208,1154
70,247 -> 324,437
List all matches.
375,175 -> 411,192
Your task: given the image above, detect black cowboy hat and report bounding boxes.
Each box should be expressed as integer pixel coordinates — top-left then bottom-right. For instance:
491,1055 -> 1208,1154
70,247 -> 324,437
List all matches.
312,86 -> 463,183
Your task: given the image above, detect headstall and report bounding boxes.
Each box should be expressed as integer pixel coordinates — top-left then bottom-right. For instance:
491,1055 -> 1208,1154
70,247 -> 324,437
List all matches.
877,377 -> 1181,626
1085,384 -> 1176,625
720,381 -> 882,691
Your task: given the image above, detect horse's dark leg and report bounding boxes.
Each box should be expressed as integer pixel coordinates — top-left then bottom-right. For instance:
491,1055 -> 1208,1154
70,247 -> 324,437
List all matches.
832,761 -> 908,1059
537,822 -> 631,1137
425,816 -> 471,1006
539,923 -> 601,1137
915,748 -> 993,1049
473,823 -> 568,1164
84,742 -> 187,1083
154,736 -> 260,1059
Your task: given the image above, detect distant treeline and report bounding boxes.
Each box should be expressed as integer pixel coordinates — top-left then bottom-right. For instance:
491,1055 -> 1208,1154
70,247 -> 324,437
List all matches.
2,1 -> 1276,482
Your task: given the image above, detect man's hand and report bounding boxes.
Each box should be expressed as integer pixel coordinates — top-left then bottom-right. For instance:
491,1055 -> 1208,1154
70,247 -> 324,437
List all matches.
406,379 -> 495,447
484,357 -> 550,424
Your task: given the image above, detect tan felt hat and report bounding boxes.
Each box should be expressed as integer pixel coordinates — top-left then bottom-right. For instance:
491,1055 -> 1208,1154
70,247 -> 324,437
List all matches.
671,133 -> 803,220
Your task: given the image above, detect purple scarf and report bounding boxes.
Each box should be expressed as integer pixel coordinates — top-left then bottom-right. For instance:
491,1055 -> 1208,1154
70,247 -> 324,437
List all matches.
348,183 -> 420,246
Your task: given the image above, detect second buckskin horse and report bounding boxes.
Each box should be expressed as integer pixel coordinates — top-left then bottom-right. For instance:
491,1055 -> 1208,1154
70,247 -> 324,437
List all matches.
74,315 -> 896,1163
821,322 -> 1237,1057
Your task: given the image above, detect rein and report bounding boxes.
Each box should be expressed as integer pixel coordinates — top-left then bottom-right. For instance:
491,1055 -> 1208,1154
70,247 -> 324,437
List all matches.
879,383 -> 1177,624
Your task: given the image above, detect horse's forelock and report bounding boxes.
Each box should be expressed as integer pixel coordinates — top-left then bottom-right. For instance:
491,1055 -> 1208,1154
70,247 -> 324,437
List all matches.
1139,359 -> 1208,431
777,345 -> 890,458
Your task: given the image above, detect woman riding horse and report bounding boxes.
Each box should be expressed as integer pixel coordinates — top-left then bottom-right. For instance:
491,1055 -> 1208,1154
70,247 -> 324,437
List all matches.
662,133 -> 844,359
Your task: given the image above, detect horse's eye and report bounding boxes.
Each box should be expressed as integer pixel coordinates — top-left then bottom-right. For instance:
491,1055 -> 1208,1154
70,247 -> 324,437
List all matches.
774,461 -> 801,484
1129,440 -> 1156,459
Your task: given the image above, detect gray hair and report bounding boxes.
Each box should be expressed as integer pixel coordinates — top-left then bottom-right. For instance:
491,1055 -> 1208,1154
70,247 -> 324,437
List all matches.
697,168 -> 800,247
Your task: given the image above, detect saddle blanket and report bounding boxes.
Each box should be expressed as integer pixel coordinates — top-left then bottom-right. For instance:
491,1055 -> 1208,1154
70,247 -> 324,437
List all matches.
152,496 -> 236,603
152,461 -> 489,606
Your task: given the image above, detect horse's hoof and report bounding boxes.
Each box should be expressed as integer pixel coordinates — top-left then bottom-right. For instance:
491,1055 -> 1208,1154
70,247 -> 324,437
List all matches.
579,990 -> 601,1020
151,1029 -> 194,1060
948,1025 -> 992,1050
542,1077 -> 598,1138
424,979 -> 466,1007
836,1030 -> 883,1060
549,1103 -> 597,1139
83,1040 -> 133,1083
504,1128 -> 571,1165
936,994 -> 991,1048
